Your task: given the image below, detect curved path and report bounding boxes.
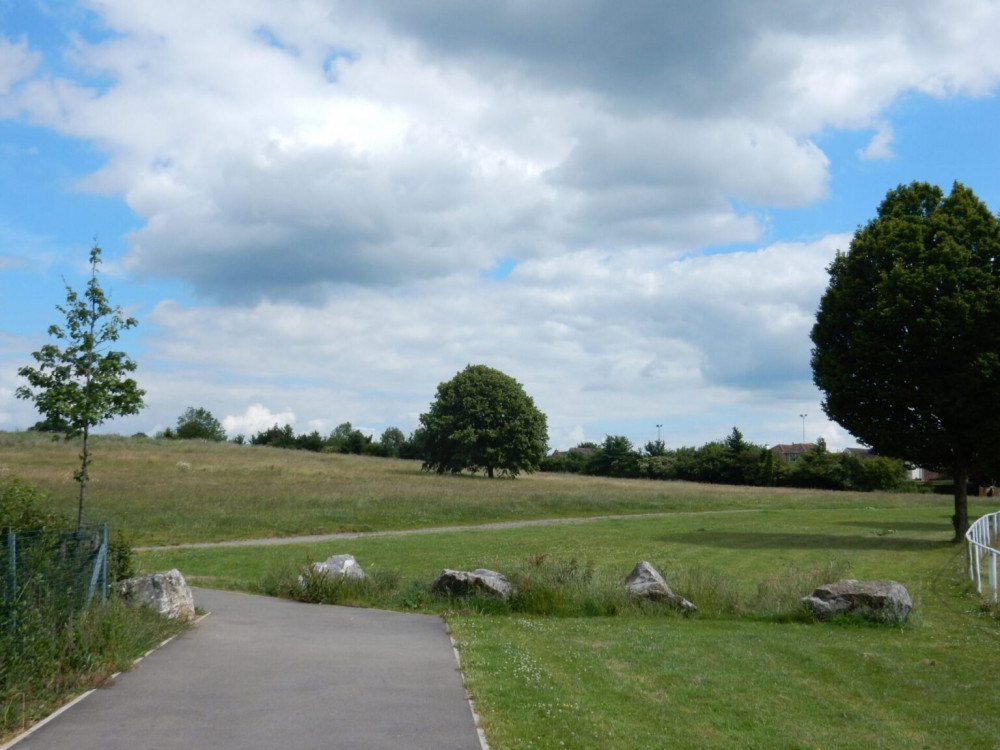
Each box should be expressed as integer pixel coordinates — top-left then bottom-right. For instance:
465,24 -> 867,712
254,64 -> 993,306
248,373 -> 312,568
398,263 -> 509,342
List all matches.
136,508 -> 762,551
8,588 -> 484,750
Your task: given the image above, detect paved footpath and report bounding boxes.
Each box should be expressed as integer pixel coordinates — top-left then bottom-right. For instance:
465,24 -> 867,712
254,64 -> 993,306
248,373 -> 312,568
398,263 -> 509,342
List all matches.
10,588 -> 484,750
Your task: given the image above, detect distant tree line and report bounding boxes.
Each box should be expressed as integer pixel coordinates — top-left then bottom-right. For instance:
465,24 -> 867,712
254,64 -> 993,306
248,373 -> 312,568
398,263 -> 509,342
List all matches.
242,421 -> 420,458
151,364 -> 549,477
151,406 -> 420,459
541,427 -> 911,492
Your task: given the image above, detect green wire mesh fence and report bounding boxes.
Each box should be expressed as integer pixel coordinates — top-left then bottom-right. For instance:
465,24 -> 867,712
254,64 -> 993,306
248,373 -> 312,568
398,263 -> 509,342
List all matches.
1,523 -> 108,636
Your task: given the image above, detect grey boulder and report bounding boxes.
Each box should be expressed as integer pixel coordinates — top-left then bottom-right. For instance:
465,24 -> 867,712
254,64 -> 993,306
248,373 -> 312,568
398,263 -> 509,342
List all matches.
624,561 -> 697,613
118,569 -> 196,621
303,553 -> 368,582
802,579 -> 912,623
432,568 -> 513,600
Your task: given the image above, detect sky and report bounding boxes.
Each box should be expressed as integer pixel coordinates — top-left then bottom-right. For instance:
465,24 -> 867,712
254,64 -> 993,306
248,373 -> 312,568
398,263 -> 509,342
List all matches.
3,1 -> 1000,452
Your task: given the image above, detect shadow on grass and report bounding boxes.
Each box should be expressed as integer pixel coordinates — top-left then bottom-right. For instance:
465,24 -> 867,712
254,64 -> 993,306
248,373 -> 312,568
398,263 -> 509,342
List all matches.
656,530 -> 953,552
837,520 -> 950,533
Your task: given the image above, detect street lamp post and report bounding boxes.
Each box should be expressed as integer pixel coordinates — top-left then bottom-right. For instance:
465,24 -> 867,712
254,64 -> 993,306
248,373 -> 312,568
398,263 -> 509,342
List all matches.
799,414 -> 807,443
656,424 -> 662,443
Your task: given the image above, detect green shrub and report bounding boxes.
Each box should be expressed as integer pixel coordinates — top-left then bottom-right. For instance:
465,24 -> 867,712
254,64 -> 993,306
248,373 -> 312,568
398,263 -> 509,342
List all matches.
0,479 -> 62,532
107,529 -> 135,583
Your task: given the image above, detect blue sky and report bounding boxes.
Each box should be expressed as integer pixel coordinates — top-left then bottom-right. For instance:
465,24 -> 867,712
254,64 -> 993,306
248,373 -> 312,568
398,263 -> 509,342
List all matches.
3,1 -> 1000,451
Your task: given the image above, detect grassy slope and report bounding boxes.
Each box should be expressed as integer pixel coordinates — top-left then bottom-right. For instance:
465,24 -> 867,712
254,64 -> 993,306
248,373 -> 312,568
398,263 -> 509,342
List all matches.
6,432 -> 1000,748
2,431 -> 934,546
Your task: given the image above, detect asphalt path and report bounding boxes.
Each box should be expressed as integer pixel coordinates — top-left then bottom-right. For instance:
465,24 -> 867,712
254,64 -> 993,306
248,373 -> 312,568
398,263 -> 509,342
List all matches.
9,588 -> 484,750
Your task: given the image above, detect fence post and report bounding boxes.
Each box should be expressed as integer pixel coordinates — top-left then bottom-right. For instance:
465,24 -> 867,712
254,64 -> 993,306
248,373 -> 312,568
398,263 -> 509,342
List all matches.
990,550 -> 998,603
84,524 -> 109,609
5,530 -> 15,634
101,523 -> 108,605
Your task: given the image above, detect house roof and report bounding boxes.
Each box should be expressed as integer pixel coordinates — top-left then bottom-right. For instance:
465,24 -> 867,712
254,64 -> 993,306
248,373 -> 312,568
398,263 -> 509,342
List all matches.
770,443 -> 815,455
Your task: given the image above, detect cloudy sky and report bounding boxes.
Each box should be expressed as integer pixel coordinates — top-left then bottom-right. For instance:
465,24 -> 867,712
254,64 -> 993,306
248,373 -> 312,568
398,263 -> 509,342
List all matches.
3,0 -> 1000,452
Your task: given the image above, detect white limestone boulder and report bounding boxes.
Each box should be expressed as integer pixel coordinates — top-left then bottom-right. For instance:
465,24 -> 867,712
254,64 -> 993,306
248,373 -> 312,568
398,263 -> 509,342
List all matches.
302,553 -> 368,583
117,569 -> 196,621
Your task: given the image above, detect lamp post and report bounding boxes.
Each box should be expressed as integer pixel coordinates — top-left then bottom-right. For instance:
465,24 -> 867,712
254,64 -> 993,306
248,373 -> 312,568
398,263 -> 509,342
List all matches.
656,424 -> 662,443
799,414 -> 807,443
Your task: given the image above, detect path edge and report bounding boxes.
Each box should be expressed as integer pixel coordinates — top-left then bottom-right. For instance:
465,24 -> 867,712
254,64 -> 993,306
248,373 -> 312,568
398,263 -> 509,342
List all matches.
0,614 -> 208,750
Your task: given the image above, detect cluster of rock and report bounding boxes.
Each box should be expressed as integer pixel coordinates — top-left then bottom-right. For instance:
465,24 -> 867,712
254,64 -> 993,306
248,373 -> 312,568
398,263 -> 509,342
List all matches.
291,554 -> 912,623
117,568 -> 196,621
119,558 -> 913,626
303,555 -> 699,611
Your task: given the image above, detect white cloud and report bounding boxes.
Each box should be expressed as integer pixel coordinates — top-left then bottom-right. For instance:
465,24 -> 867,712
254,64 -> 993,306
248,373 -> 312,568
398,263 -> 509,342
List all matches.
0,37 -> 40,96
0,256 -> 28,271
129,234 -> 844,449
3,1 -> 999,452
9,1 -> 995,302
858,122 -> 895,161
222,404 -> 297,437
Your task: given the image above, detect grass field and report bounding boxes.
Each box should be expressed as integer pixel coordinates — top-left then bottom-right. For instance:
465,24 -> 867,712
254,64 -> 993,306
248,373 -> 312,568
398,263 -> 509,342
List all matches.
1,431 -> 934,545
5,431 -> 1000,748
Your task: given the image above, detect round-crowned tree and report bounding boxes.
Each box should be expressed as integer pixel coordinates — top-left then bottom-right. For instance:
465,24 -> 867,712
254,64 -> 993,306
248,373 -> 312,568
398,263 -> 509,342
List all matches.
811,181 -> 1000,540
419,364 -> 548,478
175,407 -> 226,441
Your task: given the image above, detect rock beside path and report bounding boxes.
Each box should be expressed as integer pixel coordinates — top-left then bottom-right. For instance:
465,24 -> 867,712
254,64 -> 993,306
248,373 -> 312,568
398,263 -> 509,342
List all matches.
624,561 -> 697,613
432,568 -> 513,599
118,569 -> 196,621
305,553 -> 368,582
802,579 -> 912,623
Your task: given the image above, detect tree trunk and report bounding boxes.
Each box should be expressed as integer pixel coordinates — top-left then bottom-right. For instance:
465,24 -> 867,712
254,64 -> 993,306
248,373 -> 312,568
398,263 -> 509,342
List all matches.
952,463 -> 969,542
77,425 -> 89,531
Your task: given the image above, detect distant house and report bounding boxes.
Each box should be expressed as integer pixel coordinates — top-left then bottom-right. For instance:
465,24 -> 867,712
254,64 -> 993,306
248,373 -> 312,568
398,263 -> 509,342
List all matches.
548,444 -> 598,460
770,443 -> 815,463
842,447 -> 874,459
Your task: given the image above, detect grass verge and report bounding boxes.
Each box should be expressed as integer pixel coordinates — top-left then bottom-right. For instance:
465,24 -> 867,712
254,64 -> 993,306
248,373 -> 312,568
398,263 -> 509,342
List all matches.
0,598 -> 189,743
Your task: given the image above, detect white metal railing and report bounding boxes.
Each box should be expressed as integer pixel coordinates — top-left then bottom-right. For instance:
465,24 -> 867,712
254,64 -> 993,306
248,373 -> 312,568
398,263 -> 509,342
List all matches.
967,510 -> 1000,602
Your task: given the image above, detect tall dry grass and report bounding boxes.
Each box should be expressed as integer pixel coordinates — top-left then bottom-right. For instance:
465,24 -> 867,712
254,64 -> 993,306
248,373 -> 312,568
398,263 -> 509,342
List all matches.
2,431 -> 932,546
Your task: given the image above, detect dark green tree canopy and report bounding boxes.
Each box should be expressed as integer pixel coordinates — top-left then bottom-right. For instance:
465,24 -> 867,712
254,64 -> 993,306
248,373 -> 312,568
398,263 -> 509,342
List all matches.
16,245 -> 145,529
419,364 -> 549,478
378,426 -> 407,457
589,435 -> 640,478
811,181 -> 1000,538
175,407 -> 227,441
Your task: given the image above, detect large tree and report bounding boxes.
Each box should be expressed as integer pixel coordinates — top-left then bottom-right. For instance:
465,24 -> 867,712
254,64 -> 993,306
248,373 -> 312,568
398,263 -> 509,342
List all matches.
419,364 -> 548,478
811,182 -> 1000,539
16,245 -> 146,530
174,407 -> 226,441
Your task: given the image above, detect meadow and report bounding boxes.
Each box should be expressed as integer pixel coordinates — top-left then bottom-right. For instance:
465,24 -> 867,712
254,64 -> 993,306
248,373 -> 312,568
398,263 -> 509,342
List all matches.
1,431 -> 931,546
4,432 -> 1000,748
